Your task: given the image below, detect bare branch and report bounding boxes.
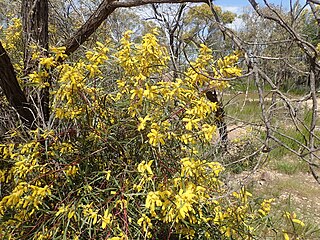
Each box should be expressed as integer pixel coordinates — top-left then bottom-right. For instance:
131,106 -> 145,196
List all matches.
64,0 -> 117,55
308,0 -> 320,5
308,63 -> 320,183
248,0 -> 318,61
112,0 -> 205,8
64,0 -> 206,56
309,2 -> 320,27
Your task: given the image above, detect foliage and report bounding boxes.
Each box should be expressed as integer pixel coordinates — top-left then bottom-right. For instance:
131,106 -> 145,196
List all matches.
184,4 -> 236,25
182,4 -> 236,51
0,21 -> 307,240
0,17 -> 23,69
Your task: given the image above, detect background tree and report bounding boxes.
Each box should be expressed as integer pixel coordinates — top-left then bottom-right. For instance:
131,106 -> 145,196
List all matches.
218,0 -> 320,182
183,4 -> 236,51
150,3 -> 187,76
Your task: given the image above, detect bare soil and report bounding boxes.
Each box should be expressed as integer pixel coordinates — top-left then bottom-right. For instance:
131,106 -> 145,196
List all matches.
224,124 -> 320,228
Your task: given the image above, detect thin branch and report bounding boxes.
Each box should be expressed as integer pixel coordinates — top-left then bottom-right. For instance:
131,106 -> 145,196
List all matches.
63,0 -> 206,56
248,0 -> 319,62
308,0 -> 320,5
309,2 -> 320,27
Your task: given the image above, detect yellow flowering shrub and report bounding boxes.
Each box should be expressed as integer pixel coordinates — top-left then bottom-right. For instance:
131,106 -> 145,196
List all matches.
1,18 -> 22,53
0,18 -> 24,72
0,29 -> 307,239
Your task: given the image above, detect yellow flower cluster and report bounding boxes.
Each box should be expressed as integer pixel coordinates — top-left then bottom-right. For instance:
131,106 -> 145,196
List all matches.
52,53 -> 103,119
116,29 -> 168,78
115,30 -> 242,150
0,29 -> 306,239
258,198 -> 274,216
217,52 -> 242,78
0,18 -> 24,73
135,156 -> 275,239
1,18 -> 22,52
0,128 -> 81,235
0,140 -> 52,228
282,211 -> 306,240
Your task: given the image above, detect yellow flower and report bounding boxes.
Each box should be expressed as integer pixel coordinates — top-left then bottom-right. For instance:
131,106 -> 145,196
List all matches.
86,64 -> 100,78
138,115 -> 152,131
104,170 -> 111,181
285,211 -> 305,227
55,204 -> 69,217
65,165 -> 78,176
283,232 -> 290,240
39,57 -> 55,69
137,160 -> 154,175
133,183 -> 143,192
174,187 -> 197,220
258,198 -> 274,216
130,88 -> 144,100
180,134 -> 195,144
67,209 -> 76,220
147,129 -> 165,146
82,204 -> 98,225
143,84 -> 157,100
0,169 -> 6,183
101,209 -> 112,229
137,214 -> 153,232
145,191 -> 162,216
180,157 -> 196,177
51,46 -> 67,60
182,118 -> 200,131
292,218 -> 305,227
201,124 -> 216,141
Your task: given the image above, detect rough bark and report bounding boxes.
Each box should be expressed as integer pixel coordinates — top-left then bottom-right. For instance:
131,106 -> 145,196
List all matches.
22,0 -> 49,122
22,0 -> 49,72
0,42 -> 35,128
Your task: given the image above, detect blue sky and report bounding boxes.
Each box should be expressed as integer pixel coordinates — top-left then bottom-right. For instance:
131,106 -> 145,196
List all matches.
214,0 -> 305,13
215,0 -> 303,7
213,0 -> 306,30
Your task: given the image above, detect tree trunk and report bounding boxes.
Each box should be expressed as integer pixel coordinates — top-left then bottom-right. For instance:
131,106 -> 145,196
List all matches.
206,90 -> 228,150
22,0 -> 49,122
22,0 -> 49,72
0,41 -> 35,128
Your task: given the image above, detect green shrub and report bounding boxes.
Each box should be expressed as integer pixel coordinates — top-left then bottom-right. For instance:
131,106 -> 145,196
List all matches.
0,30 -> 305,240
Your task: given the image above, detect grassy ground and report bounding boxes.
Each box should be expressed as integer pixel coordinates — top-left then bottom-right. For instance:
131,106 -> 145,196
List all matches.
221,89 -> 320,239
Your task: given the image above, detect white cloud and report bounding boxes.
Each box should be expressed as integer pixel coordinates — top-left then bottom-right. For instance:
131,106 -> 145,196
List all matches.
227,17 -> 245,31
221,6 -> 242,14
219,5 -> 245,30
